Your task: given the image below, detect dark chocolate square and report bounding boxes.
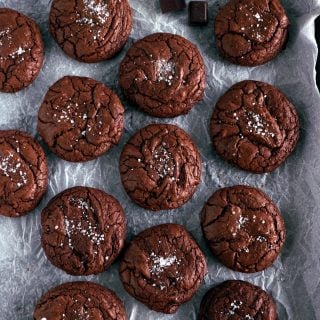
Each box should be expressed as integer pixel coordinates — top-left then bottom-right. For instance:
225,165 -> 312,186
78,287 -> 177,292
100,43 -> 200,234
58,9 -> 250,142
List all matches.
189,1 -> 208,26
160,0 -> 186,14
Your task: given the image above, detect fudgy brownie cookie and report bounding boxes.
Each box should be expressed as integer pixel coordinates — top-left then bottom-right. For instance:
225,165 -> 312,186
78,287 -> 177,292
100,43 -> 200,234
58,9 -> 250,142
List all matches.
119,224 -> 207,314
49,0 -> 132,63
0,130 -> 48,217
214,0 -> 289,66
0,8 -> 44,92
201,185 -> 285,273
38,76 -> 124,162
119,33 -> 206,117
198,280 -> 277,320
41,186 -> 126,276
119,124 -> 202,211
33,281 -> 127,320
210,80 -> 299,173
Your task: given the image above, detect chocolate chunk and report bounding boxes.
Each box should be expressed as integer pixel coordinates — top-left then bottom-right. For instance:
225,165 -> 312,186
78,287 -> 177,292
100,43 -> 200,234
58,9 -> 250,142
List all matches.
34,281 -> 127,320
160,0 -> 186,13
119,223 -> 207,314
189,1 -> 208,26
198,280 -> 277,320
201,185 -> 286,273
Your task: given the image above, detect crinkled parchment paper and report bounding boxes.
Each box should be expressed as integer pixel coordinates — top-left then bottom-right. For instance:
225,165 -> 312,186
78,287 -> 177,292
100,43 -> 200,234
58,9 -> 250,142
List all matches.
0,0 -> 320,319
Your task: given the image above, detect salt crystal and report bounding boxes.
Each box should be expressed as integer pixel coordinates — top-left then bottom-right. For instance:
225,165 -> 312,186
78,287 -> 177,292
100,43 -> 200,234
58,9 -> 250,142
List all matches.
154,59 -> 175,86
149,252 -> 179,274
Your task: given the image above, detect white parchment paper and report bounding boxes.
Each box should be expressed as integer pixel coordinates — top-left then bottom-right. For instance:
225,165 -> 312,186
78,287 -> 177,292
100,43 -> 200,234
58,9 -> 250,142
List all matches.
0,0 -> 320,319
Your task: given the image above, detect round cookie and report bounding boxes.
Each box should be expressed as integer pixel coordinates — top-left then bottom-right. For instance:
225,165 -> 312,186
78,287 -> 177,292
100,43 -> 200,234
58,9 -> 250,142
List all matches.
0,8 -> 44,92
214,0 -> 289,66
119,223 -> 207,314
201,185 -> 285,273
210,80 -> 299,173
38,76 -> 124,162
49,0 -> 132,63
0,130 -> 48,217
33,281 -> 127,320
119,33 -> 206,117
41,186 -> 126,276
198,280 -> 277,320
119,124 -> 202,211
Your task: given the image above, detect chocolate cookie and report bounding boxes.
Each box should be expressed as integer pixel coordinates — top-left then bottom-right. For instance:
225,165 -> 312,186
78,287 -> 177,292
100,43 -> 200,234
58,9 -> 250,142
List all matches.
119,33 -> 206,117
210,80 -> 299,173
33,281 -> 127,320
214,0 -> 289,66
49,0 -> 132,63
41,186 -> 126,276
119,124 -> 202,211
119,223 -> 207,314
198,280 -> 277,320
38,76 -> 124,162
201,185 -> 285,273
0,8 -> 44,92
0,130 -> 48,217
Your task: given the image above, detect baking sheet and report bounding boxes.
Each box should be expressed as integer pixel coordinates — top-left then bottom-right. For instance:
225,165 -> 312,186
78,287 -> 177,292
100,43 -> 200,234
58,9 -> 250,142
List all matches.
0,0 -> 320,319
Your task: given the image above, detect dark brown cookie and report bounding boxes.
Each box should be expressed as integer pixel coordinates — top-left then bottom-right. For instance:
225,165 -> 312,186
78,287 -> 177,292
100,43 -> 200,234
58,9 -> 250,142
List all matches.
33,281 -> 127,320
210,80 -> 299,173
38,76 -> 124,162
201,185 -> 285,273
119,124 -> 202,211
49,0 -> 132,63
0,130 -> 48,217
198,280 -> 277,320
119,33 -> 206,117
0,8 -> 44,92
41,186 -> 126,276
214,0 -> 289,66
119,223 -> 207,314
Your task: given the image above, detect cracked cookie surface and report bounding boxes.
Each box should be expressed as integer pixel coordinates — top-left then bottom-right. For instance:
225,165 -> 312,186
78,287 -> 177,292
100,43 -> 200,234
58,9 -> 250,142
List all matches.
0,8 -> 44,92
49,0 -> 132,63
119,124 -> 202,211
38,76 -> 124,162
210,80 -> 299,173
41,186 -> 126,276
0,130 -> 48,217
214,0 -> 289,66
198,280 -> 277,320
119,223 -> 207,314
33,281 -> 127,320
201,185 -> 285,273
119,33 -> 206,117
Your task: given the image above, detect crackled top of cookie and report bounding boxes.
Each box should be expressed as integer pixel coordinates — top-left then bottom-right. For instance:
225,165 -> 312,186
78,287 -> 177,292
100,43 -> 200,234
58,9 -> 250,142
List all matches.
33,281 -> 127,320
119,33 -> 206,117
119,124 -> 202,211
41,187 -> 126,276
119,224 -> 207,314
201,185 -> 285,273
0,130 -> 48,217
38,76 -> 124,162
210,80 -> 299,173
0,8 -> 44,92
49,0 -> 132,62
214,0 -> 289,66
198,280 -> 277,320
